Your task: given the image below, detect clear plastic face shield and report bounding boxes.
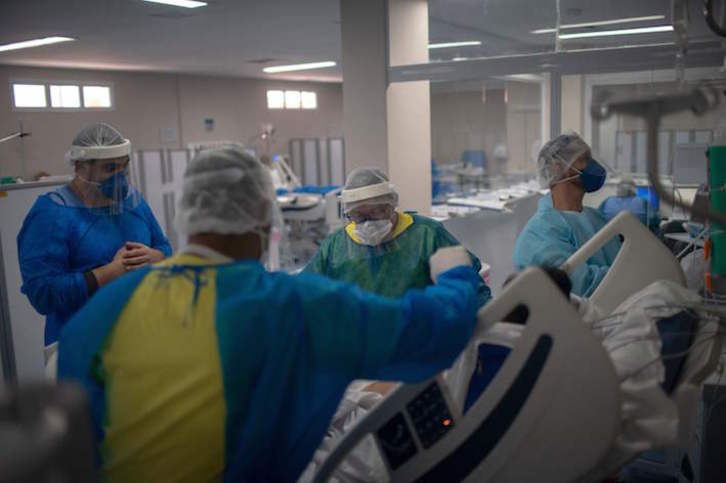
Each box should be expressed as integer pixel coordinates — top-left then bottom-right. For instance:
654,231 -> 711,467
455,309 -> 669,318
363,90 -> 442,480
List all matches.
341,183 -> 398,247
68,139 -> 140,214
261,198 -> 287,271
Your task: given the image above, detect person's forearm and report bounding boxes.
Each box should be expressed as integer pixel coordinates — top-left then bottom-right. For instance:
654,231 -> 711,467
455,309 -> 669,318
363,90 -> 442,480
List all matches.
91,263 -> 122,288
150,248 -> 166,263
369,267 -> 479,382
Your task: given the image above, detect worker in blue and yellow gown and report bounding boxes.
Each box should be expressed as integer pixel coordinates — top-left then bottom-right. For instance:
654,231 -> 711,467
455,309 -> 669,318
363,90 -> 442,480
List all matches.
58,146 -> 482,482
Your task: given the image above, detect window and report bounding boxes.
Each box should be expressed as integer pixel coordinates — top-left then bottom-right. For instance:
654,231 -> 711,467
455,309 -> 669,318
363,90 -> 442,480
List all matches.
11,81 -> 114,110
284,90 -> 301,109
50,85 -> 80,108
83,85 -> 112,108
267,90 -> 284,109
301,91 -> 317,109
12,83 -> 46,108
267,89 -> 318,110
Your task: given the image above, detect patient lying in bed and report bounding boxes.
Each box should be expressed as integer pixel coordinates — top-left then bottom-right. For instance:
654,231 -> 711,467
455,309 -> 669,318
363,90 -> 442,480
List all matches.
300,269 -> 710,483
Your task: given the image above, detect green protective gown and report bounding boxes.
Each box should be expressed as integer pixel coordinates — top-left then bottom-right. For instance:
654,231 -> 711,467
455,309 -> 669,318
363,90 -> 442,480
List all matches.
305,212 -> 491,307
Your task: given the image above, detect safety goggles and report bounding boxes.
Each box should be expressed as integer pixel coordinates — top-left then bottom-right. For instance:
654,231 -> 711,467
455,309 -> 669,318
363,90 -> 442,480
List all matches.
345,205 -> 393,224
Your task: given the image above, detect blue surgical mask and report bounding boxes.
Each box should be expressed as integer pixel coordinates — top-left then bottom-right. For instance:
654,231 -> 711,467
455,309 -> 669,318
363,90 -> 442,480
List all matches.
100,171 -> 129,199
553,158 -> 607,193
577,159 -> 606,193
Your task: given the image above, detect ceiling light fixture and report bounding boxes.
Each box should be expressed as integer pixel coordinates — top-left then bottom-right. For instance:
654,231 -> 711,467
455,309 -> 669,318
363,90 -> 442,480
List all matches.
558,25 -> 673,39
263,61 -> 336,73
0,36 -> 75,53
428,41 -> 482,49
141,0 -> 207,8
531,15 -> 666,34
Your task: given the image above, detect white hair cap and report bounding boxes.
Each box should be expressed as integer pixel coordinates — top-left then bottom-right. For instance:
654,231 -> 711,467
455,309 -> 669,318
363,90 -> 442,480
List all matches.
65,123 -> 132,164
340,167 -> 398,213
175,145 -> 279,237
537,132 -> 591,188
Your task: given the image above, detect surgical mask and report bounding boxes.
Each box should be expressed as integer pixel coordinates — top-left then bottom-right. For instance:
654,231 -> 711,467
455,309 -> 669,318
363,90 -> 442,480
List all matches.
578,159 -> 606,192
354,219 -> 393,246
553,158 -> 606,193
99,171 -> 129,199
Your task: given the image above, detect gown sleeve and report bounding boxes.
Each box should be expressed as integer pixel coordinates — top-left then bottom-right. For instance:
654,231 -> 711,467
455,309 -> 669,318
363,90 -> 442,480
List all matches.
513,216 -> 607,297
18,196 -> 90,318
431,222 -> 492,307
297,265 -> 481,382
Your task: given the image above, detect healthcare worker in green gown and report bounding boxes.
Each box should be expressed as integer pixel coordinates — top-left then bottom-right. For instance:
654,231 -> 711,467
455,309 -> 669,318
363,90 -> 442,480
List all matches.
305,167 -> 491,307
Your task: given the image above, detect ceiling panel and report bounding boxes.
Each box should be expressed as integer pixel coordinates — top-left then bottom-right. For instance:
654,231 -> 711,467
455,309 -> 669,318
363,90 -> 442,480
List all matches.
0,0 -> 342,81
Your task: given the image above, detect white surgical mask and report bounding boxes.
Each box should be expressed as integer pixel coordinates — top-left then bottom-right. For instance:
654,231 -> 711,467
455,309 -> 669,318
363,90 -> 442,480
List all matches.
354,219 -> 393,246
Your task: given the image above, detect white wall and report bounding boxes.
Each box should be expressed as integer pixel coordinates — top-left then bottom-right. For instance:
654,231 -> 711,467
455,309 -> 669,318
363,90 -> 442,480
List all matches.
430,81 -> 542,176
178,76 -> 342,155
431,88 -> 507,168
0,66 -> 342,178
506,81 -> 541,174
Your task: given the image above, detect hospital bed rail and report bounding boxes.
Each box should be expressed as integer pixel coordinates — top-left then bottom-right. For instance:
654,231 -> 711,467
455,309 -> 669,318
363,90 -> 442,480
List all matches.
313,267 -> 621,483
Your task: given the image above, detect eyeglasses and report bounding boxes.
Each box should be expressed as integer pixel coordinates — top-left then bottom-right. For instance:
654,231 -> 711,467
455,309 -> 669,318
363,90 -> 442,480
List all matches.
345,206 -> 392,224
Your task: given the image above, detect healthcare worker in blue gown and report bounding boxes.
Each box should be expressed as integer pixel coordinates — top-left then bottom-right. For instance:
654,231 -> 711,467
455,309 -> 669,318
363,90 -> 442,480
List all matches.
17,123 -> 171,356
57,146 -> 481,482
513,132 -> 621,297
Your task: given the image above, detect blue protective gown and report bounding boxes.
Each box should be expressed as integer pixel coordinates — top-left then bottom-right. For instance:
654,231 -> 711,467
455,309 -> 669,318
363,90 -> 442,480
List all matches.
17,185 -> 172,344
513,195 -> 621,297
58,254 -> 480,482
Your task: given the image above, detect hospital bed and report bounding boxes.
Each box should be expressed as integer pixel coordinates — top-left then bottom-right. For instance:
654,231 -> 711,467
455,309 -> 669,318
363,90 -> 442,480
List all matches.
313,268 -> 620,482
312,212 -> 720,483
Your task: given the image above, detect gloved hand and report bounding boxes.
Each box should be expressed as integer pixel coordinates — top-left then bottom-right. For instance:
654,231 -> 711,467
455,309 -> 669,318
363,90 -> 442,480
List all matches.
429,246 -> 472,283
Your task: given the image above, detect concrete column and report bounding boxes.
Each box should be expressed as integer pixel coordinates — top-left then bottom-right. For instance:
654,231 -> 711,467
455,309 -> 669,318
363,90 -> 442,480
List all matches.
386,0 -> 431,214
550,72 -> 562,138
340,0 -> 432,214
561,75 -> 585,135
541,75 -> 551,146
340,0 -> 388,174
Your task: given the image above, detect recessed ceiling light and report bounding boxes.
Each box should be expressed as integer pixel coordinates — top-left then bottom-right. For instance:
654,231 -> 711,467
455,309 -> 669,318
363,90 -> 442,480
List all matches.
531,15 -> 666,34
428,41 -> 482,49
558,25 -> 673,39
263,61 -> 336,74
0,36 -> 75,53
141,0 -> 207,8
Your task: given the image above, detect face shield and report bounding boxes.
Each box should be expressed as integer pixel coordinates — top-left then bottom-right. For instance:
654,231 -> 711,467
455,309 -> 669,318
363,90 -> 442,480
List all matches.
67,125 -> 140,214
